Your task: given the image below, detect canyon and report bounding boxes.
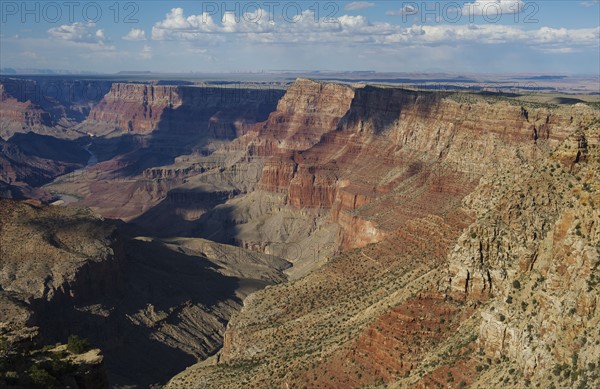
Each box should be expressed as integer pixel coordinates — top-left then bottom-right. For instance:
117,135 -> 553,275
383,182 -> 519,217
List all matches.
0,76 -> 599,388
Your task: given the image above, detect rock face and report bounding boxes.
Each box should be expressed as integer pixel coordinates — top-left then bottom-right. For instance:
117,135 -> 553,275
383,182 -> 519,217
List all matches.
0,199 -> 113,388
87,83 -> 181,135
249,78 -> 355,155
0,77 -> 112,140
48,78 -> 588,271
43,82 -> 284,223
446,123 -> 600,387
7,76 -> 598,388
0,199 -> 290,387
86,83 -> 284,137
247,79 -> 577,251
165,81 -> 599,389
0,81 -> 53,138
0,133 -> 90,199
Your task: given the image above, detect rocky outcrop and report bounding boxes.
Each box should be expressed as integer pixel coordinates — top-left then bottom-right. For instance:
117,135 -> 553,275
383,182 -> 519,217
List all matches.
87,83 -> 180,135
0,81 -> 53,139
249,78 -> 354,155
446,122 -> 600,387
247,79 -> 579,251
86,83 -> 283,137
44,82 -> 284,223
165,82 -> 599,389
0,199 -> 290,387
0,77 -> 111,140
0,199 -> 114,388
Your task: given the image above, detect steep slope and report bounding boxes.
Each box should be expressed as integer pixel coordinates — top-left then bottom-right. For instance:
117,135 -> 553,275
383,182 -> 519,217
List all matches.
46,83 -> 284,221
0,81 -> 52,139
0,77 -> 110,140
73,79 -> 590,279
235,80 -> 584,261
85,83 -> 283,137
165,82 -> 599,388
0,134 -> 91,199
443,120 -> 600,388
0,199 -> 290,387
0,199 -> 113,388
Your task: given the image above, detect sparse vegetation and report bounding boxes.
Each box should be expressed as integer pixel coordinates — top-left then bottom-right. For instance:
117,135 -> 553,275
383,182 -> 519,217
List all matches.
67,335 -> 90,354
27,364 -> 60,389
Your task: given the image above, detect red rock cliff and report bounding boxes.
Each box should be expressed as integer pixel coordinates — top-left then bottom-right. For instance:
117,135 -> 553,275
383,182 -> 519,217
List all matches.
87,83 -> 283,137
0,81 -> 53,138
252,79 -> 577,249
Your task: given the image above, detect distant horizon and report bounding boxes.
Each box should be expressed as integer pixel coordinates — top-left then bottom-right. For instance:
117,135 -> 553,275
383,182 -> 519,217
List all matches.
1,68 -> 599,77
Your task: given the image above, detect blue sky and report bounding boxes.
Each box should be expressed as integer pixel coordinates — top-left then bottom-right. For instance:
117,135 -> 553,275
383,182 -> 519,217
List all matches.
1,1 -> 599,74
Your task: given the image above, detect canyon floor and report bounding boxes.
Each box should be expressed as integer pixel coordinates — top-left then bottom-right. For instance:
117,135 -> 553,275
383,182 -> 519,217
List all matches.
1,76 -> 599,388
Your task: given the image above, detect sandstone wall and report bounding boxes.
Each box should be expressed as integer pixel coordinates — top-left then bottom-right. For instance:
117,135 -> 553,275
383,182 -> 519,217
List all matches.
87,83 -> 283,137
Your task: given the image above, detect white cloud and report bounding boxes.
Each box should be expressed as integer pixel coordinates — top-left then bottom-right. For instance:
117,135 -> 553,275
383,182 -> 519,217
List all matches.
48,22 -> 106,44
123,28 -> 146,41
379,24 -> 600,48
151,8 -> 219,40
386,5 -> 418,17
388,1 -> 524,18
151,8 -> 276,40
345,2 -> 376,11
148,7 -> 599,54
579,0 -> 600,7
537,47 -> 575,54
462,0 -> 524,16
141,45 -> 152,59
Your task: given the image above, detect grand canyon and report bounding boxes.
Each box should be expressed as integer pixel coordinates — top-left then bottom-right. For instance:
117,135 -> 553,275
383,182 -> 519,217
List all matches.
0,73 -> 598,389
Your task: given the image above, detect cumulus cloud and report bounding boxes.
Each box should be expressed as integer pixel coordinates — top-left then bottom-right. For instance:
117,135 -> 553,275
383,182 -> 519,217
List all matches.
345,2 -> 376,11
152,7 -> 390,43
148,7 -> 599,52
48,22 -> 106,44
151,8 -> 220,40
123,28 -> 146,41
462,0 -> 525,16
381,24 -> 599,47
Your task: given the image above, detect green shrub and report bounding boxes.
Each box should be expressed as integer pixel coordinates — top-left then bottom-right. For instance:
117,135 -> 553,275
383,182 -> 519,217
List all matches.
0,336 -> 11,355
512,280 -> 521,289
49,357 -> 77,376
67,335 -> 90,354
27,365 -> 59,389
588,362 -> 596,371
